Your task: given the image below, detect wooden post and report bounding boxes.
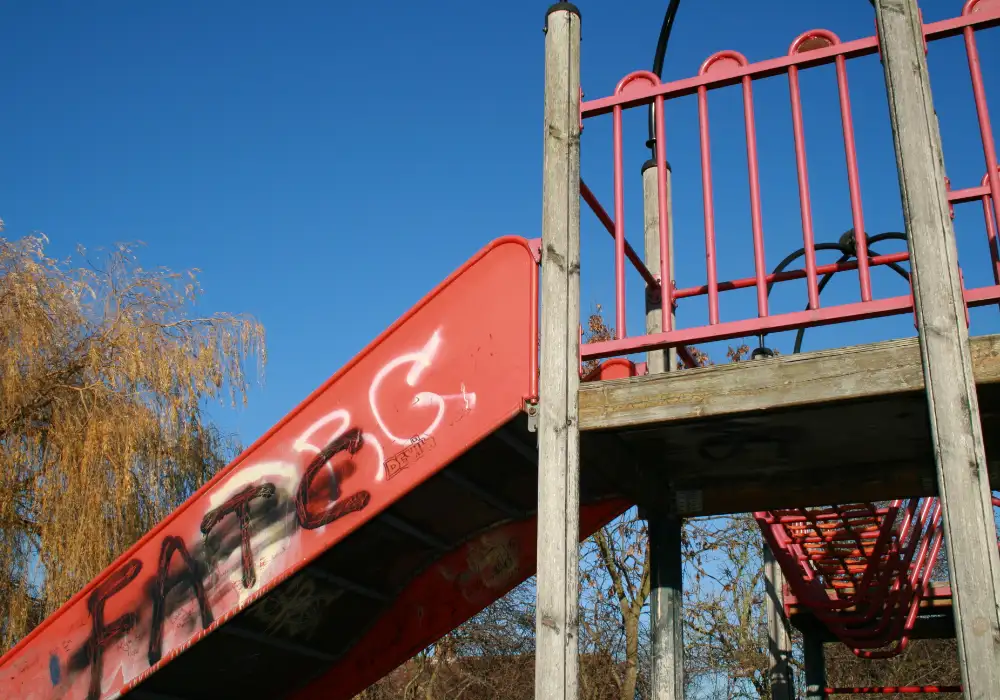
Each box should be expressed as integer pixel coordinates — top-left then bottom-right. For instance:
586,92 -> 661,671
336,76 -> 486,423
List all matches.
648,513 -> 684,699
536,4 -> 582,700
874,2 -> 1000,697
802,620 -> 827,700
642,160 -> 676,374
764,544 -> 794,700
642,160 -> 684,699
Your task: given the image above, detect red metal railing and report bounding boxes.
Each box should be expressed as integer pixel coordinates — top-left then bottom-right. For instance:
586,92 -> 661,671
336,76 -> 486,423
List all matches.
757,500 -> 946,659
825,687 -> 963,695
758,494 -> 999,659
578,0 -> 1000,362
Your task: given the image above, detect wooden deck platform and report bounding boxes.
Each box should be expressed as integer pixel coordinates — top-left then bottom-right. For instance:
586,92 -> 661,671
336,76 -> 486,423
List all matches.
578,334 -> 1000,517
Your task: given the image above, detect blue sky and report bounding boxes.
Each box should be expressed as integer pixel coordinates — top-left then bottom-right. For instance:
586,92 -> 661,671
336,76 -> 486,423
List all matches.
2,0 -> 998,445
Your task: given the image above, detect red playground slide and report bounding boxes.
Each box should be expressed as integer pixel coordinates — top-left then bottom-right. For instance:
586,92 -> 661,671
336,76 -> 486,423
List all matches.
0,236 -> 630,700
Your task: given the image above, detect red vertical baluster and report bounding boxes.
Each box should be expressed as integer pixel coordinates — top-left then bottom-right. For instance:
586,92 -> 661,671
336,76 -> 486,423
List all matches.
835,50 -> 872,302
742,70 -> 769,318
698,84 -> 720,325
964,13 -> 1000,258
612,104 -> 627,338
654,94 -> 673,332
788,33 -> 829,310
982,177 -> 1000,287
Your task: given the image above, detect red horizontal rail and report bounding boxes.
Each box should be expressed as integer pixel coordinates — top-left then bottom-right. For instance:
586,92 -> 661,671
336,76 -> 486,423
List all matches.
580,4 -> 1000,117
673,252 -> 910,300
582,36 -> 879,117
826,687 -> 962,695
949,184 -> 990,203
581,295 -> 915,361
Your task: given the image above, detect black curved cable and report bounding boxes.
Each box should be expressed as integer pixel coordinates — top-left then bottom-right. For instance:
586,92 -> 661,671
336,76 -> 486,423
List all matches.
765,242 -> 851,297
646,0 -> 682,157
759,231 -> 911,354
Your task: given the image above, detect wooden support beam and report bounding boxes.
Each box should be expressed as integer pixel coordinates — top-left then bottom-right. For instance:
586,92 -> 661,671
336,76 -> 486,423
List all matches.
536,4 -> 582,700
874,1 -> 1000,697
642,158 -> 684,699
579,334 -> 1000,431
648,513 -> 683,700
802,620 -> 828,700
765,544 -> 794,700
643,160 -> 675,375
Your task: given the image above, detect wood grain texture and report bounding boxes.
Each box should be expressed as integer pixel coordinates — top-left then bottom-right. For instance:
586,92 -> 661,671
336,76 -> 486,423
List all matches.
642,156 -> 683,700
577,367 -> 1000,518
535,6 -> 582,700
766,545 -> 795,700
642,162 -> 673,375
579,334 -> 1000,431
875,0 -> 1000,695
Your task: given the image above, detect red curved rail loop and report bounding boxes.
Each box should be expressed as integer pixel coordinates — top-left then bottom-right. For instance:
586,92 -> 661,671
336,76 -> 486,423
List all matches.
578,0 -> 1000,660
578,0 -> 1000,363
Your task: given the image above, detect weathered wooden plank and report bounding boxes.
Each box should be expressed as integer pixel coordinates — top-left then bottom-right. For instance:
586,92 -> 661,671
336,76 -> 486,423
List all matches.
535,4 -> 582,700
643,160 -> 674,375
579,385 -> 1000,517
643,154 -> 684,700
648,514 -> 683,700
579,334 -> 1000,431
875,1 -> 1000,696
765,545 -> 795,700
802,619 -> 828,699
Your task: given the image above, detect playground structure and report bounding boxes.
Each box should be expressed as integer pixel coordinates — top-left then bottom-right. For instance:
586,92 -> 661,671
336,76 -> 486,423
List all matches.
0,1 -> 998,699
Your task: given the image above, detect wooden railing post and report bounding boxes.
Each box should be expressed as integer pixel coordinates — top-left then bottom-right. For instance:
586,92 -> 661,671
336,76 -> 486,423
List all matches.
536,4 -> 582,700
802,619 -> 828,700
643,159 -> 676,375
764,544 -> 794,700
642,159 -> 684,699
874,1 -> 1000,697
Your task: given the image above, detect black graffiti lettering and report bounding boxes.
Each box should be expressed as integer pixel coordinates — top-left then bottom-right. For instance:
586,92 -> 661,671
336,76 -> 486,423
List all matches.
200,483 -> 276,589
295,428 -> 371,529
85,559 -> 142,700
383,434 -> 437,480
148,536 -> 214,666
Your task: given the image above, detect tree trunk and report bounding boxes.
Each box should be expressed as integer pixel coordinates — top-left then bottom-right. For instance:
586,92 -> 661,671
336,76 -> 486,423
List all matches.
621,615 -> 640,700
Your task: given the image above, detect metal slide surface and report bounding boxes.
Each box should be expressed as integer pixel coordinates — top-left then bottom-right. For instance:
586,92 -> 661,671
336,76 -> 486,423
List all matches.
0,236 -> 629,700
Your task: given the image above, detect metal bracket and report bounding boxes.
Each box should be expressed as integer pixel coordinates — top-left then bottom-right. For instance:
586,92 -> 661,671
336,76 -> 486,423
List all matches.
645,282 -> 662,308
676,489 -> 704,515
960,267 -> 971,328
525,400 -> 538,433
646,277 -> 680,312
944,177 -> 956,220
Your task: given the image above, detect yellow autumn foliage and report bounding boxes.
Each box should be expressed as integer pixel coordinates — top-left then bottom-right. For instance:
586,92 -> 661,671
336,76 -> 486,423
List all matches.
0,230 -> 265,652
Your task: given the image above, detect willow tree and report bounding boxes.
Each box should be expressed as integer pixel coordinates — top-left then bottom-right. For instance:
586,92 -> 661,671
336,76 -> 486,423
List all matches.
0,230 -> 265,652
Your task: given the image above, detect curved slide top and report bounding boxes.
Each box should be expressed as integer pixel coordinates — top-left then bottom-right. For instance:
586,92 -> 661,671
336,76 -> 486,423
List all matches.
0,236 -> 629,700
